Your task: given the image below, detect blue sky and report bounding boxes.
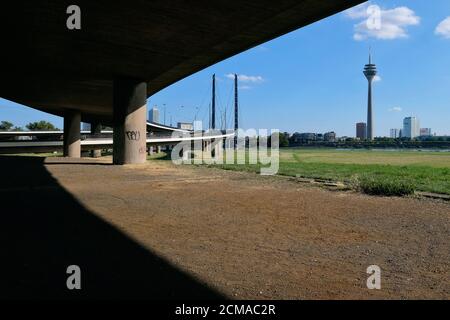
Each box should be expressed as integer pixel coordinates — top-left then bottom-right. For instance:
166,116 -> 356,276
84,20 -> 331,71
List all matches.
1,0 -> 449,136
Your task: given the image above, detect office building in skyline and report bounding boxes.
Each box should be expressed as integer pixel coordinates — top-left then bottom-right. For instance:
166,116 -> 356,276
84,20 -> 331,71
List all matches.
149,107 -> 160,123
363,53 -> 377,141
356,122 -> 367,140
403,117 -> 420,139
177,122 -> 194,131
420,128 -> 432,137
390,128 -> 400,139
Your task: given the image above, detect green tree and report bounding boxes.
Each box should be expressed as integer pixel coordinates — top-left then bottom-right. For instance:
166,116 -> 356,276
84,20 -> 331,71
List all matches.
279,132 -> 290,147
0,121 -> 14,131
26,121 -> 59,131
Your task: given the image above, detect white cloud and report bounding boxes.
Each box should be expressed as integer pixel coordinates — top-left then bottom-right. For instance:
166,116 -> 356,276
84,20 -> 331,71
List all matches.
435,17 -> 450,38
345,3 -> 420,41
373,75 -> 382,82
225,74 -> 264,83
389,107 -> 402,112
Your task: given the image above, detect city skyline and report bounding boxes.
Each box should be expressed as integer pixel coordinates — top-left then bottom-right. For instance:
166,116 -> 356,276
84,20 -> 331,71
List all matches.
1,0 -> 449,137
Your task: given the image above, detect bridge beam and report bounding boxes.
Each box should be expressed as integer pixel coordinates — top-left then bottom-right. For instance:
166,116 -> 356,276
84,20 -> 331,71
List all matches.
113,78 -> 147,165
63,111 -> 81,158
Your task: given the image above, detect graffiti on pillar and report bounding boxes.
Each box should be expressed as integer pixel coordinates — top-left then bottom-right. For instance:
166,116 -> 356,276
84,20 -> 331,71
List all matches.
126,130 -> 141,141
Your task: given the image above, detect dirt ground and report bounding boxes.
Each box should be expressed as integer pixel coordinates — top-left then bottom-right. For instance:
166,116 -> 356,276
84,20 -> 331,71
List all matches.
35,156 -> 448,300
2,155 -> 448,299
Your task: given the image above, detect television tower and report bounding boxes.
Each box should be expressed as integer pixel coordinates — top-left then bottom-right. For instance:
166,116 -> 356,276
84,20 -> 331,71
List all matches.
363,52 -> 377,140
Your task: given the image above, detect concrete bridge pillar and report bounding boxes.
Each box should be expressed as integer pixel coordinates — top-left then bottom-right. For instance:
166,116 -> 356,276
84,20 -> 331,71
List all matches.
113,78 -> 147,165
91,122 -> 102,158
214,140 -> 222,158
63,111 -> 81,158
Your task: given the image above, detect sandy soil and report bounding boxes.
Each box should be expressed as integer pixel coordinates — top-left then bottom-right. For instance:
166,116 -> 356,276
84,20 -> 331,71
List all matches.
37,157 -> 450,299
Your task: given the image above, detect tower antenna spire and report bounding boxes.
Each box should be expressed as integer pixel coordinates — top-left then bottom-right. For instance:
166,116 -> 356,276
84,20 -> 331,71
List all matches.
369,46 -> 372,64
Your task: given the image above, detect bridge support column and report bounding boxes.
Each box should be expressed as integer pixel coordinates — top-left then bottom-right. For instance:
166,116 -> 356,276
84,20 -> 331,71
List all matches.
214,140 -> 222,158
63,111 -> 81,158
113,78 -> 147,165
91,122 -> 102,158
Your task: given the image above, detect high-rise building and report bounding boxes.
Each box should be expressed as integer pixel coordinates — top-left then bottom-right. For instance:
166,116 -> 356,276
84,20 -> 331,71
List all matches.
403,117 -> 420,139
149,107 -> 160,123
390,128 -> 400,139
363,53 -> 377,141
356,122 -> 367,140
420,128 -> 432,137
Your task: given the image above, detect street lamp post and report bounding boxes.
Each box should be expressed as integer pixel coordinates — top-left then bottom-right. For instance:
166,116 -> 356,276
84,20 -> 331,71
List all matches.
163,103 -> 167,125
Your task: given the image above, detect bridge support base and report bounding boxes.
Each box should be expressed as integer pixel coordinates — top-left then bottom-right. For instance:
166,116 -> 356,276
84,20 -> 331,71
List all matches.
63,111 -> 81,158
113,78 -> 147,165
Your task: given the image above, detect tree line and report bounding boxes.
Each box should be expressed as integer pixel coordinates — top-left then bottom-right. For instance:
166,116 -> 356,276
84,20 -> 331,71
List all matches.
0,120 -> 59,131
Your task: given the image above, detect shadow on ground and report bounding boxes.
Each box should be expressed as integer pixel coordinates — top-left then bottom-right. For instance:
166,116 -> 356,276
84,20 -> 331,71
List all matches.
0,155 -> 224,300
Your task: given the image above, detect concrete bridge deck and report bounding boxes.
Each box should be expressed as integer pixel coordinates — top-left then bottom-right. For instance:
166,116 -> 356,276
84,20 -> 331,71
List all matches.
0,132 -> 233,154
1,1 -> 365,163
1,0 -> 364,122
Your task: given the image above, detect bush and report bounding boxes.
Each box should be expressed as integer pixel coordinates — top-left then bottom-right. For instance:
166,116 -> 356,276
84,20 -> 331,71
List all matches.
358,176 -> 415,197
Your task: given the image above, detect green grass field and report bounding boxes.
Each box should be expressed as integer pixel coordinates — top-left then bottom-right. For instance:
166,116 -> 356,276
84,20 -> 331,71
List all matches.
213,148 -> 450,196
10,148 -> 449,196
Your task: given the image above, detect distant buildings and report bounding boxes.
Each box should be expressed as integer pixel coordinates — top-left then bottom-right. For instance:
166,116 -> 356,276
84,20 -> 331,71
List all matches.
324,132 -> 336,142
149,107 -> 160,123
403,117 -> 420,139
356,122 -> 367,140
390,128 -> 400,139
388,118 -> 433,139
420,128 -> 432,137
177,122 -> 193,130
82,122 -> 91,131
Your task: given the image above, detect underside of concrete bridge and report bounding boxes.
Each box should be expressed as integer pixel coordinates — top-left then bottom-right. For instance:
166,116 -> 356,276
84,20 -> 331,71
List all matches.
0,0 -> 364,163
